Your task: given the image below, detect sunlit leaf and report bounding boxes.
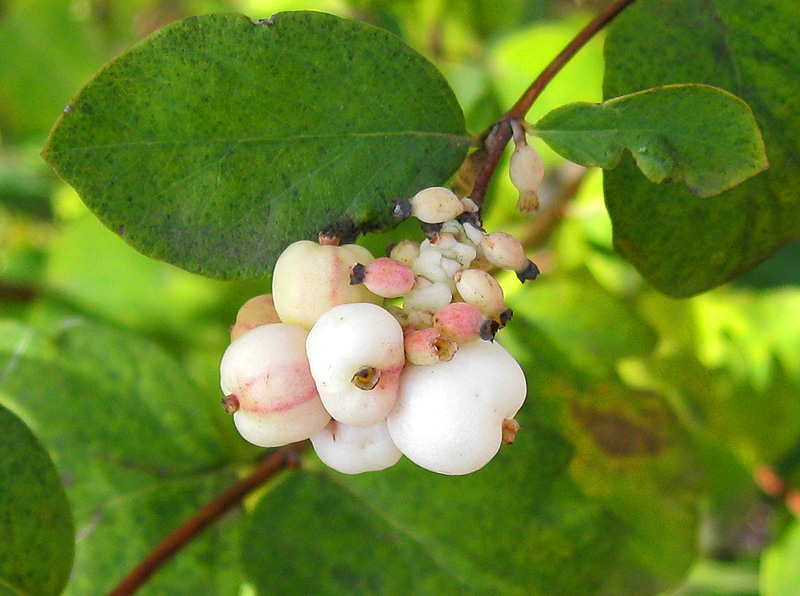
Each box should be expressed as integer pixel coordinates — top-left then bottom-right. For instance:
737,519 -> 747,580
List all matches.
534,84 -> 767,198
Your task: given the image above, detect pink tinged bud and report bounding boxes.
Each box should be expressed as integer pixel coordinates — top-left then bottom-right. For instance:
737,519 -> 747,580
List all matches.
480,232 -> 529,272
502,418 -> 521,444
351,257 -> 415,298
230,294 -> 281,341
404,327 -> 459,365
432,302 -> 484,345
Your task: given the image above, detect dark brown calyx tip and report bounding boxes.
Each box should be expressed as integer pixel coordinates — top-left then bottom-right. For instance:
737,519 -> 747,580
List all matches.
350,263 -> 366,285
516,260 -> 540,282
221,394 -> 240,414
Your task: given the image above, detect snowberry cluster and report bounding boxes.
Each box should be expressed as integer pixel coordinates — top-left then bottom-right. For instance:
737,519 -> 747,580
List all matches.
220,183 -> 539,476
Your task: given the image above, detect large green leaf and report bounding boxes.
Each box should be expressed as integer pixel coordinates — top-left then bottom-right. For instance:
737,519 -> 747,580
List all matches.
43,11 -> 470,279
0,318 -> 245,596
603,0 -> 800,296
534,84 -> 767,198
0,404 -> 74,596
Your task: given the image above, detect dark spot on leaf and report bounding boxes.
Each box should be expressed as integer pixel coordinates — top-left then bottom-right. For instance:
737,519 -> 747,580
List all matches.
571,401 -> 665,457
118,225 -> 125,236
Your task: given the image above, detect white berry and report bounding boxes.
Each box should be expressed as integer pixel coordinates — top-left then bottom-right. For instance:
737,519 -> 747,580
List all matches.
272,240 -> 381,329
311,419 -> 402,474
220,324 -> 330,447
229,294 -> 281,341
306,302 -> 405,427
387,340 -> 526,475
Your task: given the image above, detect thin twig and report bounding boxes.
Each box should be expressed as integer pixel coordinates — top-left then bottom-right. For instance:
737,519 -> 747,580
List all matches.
105,442 -> 307,596
470,0 -> 640,206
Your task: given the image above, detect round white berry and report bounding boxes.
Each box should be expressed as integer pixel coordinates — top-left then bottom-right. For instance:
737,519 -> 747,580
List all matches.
220,324 -> 330,447
229,294 -> 281,341
311,419 -> 402,474
272,240 -> 381,329
387,340 -> 526,475
306,302 -> 405,427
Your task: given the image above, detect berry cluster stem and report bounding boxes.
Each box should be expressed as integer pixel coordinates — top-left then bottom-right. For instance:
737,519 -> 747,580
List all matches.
470,0 -> 640,206
105,442 -> 307,596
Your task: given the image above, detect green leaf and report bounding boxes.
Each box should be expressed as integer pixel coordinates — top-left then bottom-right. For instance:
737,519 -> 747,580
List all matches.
603,0 -> 800,296
533,84 -> 767,198
0,404 -> 74,596
43,11 -> 470,279
0,317 -> 244,595
761,520 -> 800,596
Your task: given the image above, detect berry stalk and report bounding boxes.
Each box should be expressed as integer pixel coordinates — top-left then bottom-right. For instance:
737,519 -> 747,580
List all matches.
469,0 -> 640,206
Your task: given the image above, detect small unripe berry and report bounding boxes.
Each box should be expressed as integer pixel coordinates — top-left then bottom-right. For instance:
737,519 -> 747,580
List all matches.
311,419 -> 402,474
350,257 -> 415,298
453,269 -> 507,318
388,239 -> 420,267
272,240 -> 381,329
509,144 -> 544,212
408,187 -> 465,223
230,294 -> 282,341
404,327 -> 458,365
432,302 -> 485,344
306,303 -> 405,427
480,232 -> 528,272
220,324 -> 330,447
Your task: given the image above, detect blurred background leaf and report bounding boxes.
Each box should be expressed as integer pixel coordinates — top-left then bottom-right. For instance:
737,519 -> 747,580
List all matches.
0,403 -> 74,596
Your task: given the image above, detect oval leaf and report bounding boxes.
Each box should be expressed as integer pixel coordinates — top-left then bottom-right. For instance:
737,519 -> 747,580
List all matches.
43,12 -> 470,279
533,84 -> 767,198
0,404 -> 74,596
603,0 -> 800,296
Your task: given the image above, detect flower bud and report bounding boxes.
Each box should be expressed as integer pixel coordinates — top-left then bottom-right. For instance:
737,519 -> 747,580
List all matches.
509,144 -> 544,212
409,187 -> 465,223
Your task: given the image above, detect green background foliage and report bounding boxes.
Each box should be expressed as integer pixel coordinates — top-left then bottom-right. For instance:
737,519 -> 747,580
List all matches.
0,404 -> 74,596
2,1 -> 800,595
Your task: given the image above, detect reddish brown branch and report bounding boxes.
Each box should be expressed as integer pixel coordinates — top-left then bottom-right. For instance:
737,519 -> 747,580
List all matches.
105,442 -> 307,596
470,0 -> 640,206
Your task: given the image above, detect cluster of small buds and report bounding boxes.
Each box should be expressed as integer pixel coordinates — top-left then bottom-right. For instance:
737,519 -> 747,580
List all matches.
220,184 -> 538,476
